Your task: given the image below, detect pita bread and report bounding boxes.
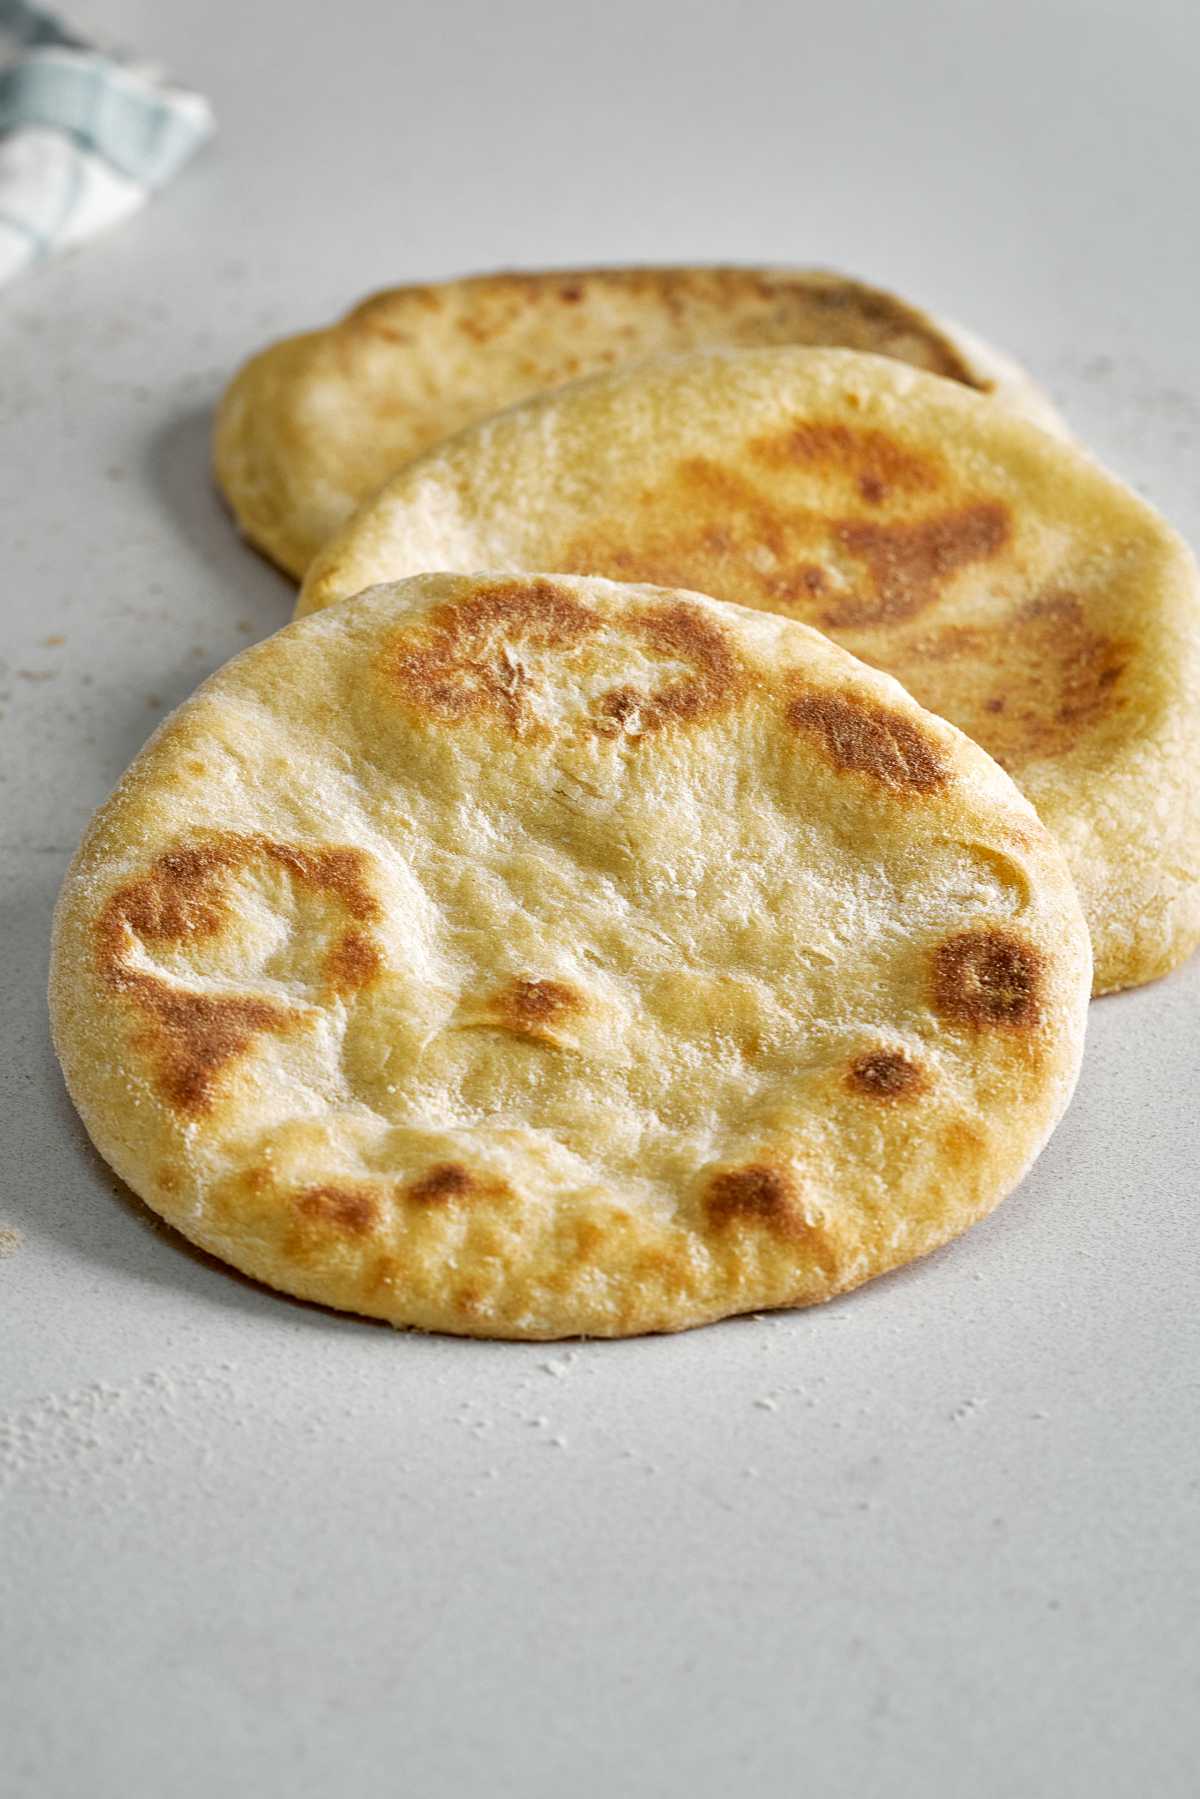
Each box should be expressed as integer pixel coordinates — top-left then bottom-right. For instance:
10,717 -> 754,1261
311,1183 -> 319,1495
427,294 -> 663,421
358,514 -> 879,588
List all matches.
214,266 -> 1063,578
51,573 -> 1090,1339
297,348 -> 1200,995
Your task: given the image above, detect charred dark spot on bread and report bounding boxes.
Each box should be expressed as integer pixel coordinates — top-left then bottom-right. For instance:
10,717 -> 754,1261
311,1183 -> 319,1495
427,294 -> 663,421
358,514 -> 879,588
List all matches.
931,929 -> 1044,1030
785,685 -> 949,793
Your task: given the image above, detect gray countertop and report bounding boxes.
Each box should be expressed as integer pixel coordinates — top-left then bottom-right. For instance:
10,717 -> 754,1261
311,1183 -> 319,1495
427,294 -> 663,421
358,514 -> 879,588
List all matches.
3,2 -> 1198,1793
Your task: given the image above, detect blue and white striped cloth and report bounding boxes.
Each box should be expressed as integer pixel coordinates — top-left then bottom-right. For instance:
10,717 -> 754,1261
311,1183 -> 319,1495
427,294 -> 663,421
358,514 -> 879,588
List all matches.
0,1 -> 212,286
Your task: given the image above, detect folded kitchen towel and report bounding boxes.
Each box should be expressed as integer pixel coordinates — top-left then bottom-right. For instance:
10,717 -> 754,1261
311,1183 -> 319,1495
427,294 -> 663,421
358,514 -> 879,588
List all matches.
0,0 -> 212,286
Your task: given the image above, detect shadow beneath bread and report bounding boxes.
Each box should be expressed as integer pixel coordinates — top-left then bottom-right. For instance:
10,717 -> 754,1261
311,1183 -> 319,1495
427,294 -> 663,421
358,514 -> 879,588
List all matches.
143,401 -> 295,641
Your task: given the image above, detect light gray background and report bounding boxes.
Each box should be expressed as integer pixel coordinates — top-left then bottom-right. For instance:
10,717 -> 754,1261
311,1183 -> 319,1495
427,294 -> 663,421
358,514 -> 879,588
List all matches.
3,2 -> 1198,1793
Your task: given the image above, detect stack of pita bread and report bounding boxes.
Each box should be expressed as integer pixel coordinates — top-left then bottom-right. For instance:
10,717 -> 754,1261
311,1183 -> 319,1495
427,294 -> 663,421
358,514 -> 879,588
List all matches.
50,266 -> 1200,1337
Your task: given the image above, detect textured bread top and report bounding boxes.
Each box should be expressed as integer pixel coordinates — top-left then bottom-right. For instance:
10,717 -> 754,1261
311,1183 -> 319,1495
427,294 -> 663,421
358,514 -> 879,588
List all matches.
298,347 -> 1200,995
213,265 -> 1062,577
51,574 -> 1090,1339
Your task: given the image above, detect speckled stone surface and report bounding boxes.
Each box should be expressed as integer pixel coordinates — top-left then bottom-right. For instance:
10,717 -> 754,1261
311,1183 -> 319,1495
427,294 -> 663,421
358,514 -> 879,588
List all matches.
2,2 -> 1198,1793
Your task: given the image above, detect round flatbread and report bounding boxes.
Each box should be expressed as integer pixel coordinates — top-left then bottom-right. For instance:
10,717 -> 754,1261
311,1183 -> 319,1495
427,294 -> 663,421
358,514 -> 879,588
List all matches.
214,265 -> 1063,578
298,348 -> 1200,995
52,573 -> 1090,1339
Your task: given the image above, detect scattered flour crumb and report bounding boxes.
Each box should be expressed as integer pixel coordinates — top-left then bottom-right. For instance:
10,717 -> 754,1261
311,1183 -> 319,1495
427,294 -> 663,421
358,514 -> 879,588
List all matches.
0,1226 -> 23,1259
0,1367 -> 238,1500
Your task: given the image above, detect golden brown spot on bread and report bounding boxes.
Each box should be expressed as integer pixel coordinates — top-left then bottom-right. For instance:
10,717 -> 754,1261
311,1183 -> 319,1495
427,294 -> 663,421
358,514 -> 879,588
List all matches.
563,456 -> 1007,637
103,842 -> 229,945
786,686 -> 948,793
541,1217 -> 624,1301
849,1050 -> 928,1093
705,1164 -> 840,1270
100,838 -> 380,945
385,581 -> 743,741
848,1050 -> 928,1099
564,457 -> 792,593
261,843 -> 381,924
823,502 -> 1011,628
931,929 -> 1043,1030
940,1119 -> 988,1170
752,563 -> 835,611
793,564 -> 829,596
706,1164 -> 802,1237
1025,592 -> 1130,738
384,578 -> 598,730
325,927 -> 383,994
367,1253 -> 402,1295
888,590 -> 1131,770
361,317 -> 413,345
628,1246 -> 698,1305
493,976 -> 582,1033
591,686 -> 640,731
671,458 -> 791,559
95,834 -> 382,1114
749,420 -> 938,495
572,1219 -> 608,1259
406,1163 -> 477,1205
157,1165 -> 181,1195
295,1185 -> 379,1235
592,600 -> 745,735
135,985 -> 293,1115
